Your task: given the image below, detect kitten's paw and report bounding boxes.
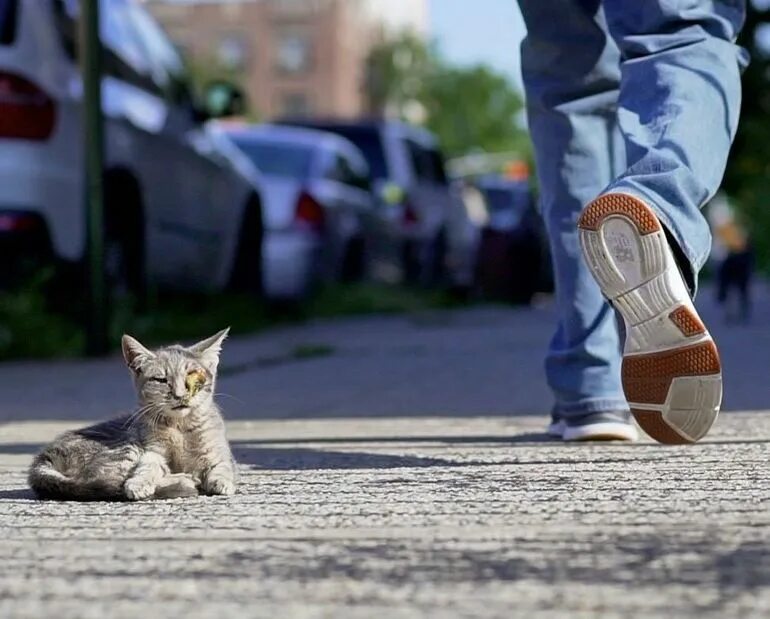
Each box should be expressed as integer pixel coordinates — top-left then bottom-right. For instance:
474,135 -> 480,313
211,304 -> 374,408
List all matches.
203,475 -> 235,496
124,478 -> 157,501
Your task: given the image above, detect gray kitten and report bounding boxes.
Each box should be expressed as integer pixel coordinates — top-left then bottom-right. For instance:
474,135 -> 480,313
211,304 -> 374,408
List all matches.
28,329 -> 236,501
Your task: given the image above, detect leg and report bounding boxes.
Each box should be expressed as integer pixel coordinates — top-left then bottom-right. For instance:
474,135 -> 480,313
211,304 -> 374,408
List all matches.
520,0 -> 635,439
124,451 -> 168,501
202,460 -> 236,496
578,0 -> 745,442
603,0 -> 747,283
717,258 -> 729,305
736,250 -> 752,322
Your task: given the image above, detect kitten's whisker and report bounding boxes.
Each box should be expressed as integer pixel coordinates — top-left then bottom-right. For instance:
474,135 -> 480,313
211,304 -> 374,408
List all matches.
124,403 -> 162,433
123,403 -> 155,427
213,392 -> 245,405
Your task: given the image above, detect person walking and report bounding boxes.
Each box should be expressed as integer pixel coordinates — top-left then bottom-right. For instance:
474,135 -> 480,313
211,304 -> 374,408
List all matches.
708,192 -> 754,323
518,1 -> 747,444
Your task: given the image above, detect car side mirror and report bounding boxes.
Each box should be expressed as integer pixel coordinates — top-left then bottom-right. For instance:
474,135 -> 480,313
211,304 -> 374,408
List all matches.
203,81 -> 247,119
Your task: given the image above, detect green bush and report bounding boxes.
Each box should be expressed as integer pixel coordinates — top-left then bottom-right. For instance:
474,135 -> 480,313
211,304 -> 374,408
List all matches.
0,273 -> 83,360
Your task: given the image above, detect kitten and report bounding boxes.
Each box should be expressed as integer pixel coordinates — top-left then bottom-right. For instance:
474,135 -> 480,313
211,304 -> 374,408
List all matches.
28,329 -> 237,501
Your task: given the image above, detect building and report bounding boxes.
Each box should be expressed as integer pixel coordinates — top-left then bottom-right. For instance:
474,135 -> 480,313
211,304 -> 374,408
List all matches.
144,0 -> 429,120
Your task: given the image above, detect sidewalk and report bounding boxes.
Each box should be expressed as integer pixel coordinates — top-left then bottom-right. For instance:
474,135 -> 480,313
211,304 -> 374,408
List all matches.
1,284 -> 769,618
1,282 -> 768,423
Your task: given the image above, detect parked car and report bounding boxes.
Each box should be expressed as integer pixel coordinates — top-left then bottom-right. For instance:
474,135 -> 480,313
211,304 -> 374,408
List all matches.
474,175 -> 552,303
0,0 -> 264,296
216,123 -> 376,300
276,118 -> 478,290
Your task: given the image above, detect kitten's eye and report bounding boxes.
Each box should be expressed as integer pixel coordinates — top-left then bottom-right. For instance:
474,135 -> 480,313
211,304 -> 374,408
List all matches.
148,376 -> 168,384
185,369 -> 206,395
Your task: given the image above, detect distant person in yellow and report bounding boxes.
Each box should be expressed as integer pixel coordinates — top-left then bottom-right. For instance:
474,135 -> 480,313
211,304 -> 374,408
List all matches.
708,192 -> 754,323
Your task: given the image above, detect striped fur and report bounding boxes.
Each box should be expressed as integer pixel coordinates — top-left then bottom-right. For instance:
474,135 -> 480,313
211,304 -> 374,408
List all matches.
29,329 -> 236,501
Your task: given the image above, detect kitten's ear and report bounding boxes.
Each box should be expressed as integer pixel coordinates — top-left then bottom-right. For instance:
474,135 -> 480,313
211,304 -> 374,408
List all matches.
121,335 -> 154,373
189,328 -> 230,368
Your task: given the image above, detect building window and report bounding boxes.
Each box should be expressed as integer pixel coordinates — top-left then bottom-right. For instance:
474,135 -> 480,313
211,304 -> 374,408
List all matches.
275,30 -> 311,74
218,34 -> 248,70
281,92 -> 311,116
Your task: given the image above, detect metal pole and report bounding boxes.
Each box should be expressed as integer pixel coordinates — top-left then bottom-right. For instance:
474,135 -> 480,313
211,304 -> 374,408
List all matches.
81,0 -> 107,355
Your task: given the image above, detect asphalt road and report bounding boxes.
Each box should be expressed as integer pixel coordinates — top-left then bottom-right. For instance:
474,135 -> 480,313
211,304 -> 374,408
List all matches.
1,283 -> 769,618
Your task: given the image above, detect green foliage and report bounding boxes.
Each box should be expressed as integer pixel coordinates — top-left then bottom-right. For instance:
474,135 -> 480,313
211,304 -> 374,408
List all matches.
421,64 -> 528,158
185,55 -> 257,120
0,282 -> 462,361
365,33 -> 529,160
308,283 -> 458,317
365,33 -> 434,116
0,273 -> 83,360
722,5 -> 770,272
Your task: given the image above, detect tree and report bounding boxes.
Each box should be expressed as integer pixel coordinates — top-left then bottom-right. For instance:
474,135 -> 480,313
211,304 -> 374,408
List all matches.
185,54 -> 256,119
364,34 -> 529,160
421,64 -> 527,159
364,32 -> 433,118
722,4 -> 770,271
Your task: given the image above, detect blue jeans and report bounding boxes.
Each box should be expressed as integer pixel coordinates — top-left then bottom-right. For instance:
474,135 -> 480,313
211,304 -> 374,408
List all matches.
518,0 -> 747,419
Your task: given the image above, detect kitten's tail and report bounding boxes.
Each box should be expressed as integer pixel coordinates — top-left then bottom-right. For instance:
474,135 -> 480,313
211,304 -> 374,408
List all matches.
28,458 -> 121,501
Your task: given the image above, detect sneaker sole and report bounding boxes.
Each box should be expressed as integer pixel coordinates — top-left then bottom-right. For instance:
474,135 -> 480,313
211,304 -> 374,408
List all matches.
578,193 -> 722,445
562,422 -> 639,442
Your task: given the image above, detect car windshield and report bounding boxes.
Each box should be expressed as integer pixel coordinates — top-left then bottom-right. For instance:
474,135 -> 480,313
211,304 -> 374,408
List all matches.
232,137 -> 314,178
325,126 -> 388,179
0,0 -> 18,45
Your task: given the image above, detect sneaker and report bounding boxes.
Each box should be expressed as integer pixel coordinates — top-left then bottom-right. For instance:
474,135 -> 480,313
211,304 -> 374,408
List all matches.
578,192 -> 722,444
562,411 -> 639,442
547,415 -> 565,438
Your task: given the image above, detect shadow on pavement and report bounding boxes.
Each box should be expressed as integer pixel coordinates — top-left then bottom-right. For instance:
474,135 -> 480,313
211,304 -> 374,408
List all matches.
0,443 -> 43,455
0,489 -> 35,500
232,432 -> 557,447
232,446 -> 462,470
231,444 -> 696,471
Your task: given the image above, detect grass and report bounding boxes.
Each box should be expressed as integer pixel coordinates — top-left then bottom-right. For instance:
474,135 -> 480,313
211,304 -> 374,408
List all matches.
0,279 -> 464,361
0,272 -> 84,360
308,282 -> 460,318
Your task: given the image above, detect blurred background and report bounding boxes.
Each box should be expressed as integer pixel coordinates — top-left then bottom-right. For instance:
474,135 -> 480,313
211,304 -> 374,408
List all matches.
0,0 -> 765,361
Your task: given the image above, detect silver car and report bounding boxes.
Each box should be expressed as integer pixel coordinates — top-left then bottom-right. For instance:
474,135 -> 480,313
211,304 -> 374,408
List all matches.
219,124 -> 375,300
276,119 -> 478,290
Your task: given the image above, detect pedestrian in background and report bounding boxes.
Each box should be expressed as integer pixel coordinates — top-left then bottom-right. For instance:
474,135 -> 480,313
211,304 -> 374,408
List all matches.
708,192 -> 754,323
518,1 -> 746,443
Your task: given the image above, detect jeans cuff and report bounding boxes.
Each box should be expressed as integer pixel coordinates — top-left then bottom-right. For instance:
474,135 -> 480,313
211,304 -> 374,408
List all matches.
553,397 -> 630,419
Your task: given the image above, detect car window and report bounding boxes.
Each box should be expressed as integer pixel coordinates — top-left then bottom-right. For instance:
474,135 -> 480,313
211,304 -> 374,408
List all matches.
231,137 -> 314,178
406,139 -> 448,185
51,0 -> 159,95
326,152 -> 371,191
0,0 -> 18,46
125,5 -> 194,106
324,126 -> 388,179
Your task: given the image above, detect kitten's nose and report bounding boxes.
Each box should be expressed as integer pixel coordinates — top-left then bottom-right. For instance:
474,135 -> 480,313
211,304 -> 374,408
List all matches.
172,380 -> 187,400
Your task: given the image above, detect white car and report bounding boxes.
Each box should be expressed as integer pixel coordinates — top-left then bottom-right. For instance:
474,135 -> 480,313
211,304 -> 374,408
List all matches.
0,0 -> 264,295
218,124 -> 376,300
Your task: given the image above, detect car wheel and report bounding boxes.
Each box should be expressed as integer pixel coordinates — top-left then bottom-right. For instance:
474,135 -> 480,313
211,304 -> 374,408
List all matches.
428,229 -> 448,287
340,236 -> 367,283
104,176 -> 145,306
228,195 -> 264,296
509,231 -> 541,305
401,239 -> 421,285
